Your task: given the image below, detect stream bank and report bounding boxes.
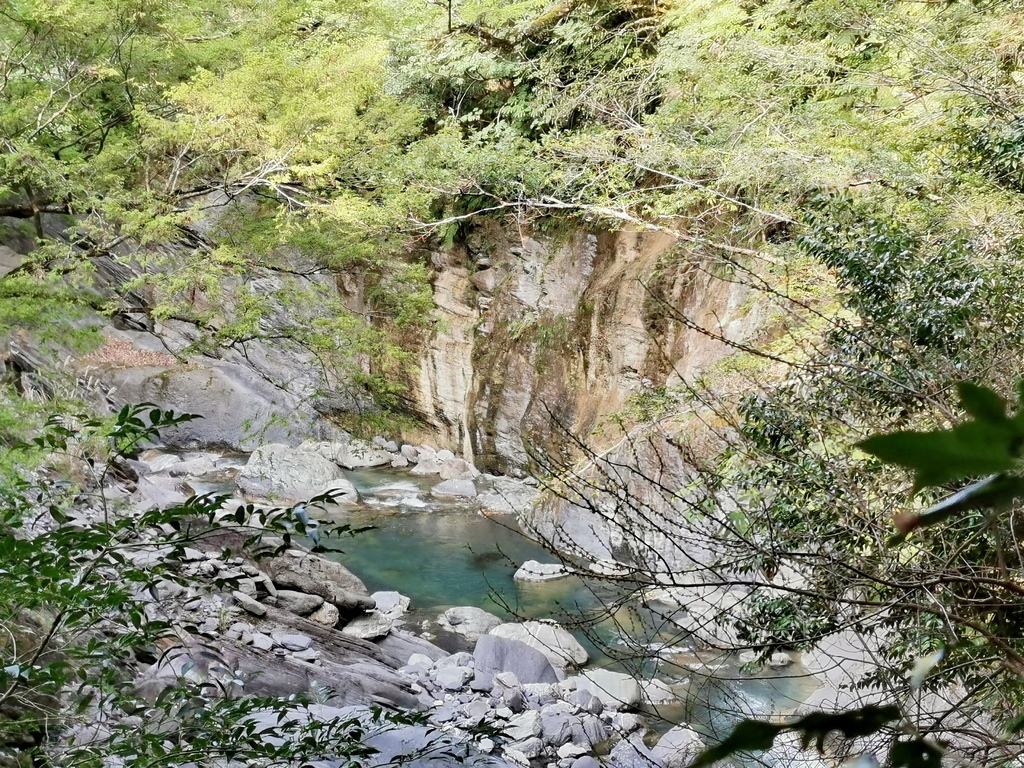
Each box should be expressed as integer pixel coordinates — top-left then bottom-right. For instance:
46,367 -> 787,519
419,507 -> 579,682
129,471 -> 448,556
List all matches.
119,433 -> 828,768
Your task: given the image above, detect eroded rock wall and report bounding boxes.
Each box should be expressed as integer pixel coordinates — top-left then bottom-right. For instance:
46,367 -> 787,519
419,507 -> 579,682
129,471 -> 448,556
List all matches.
409,224 -> 766,473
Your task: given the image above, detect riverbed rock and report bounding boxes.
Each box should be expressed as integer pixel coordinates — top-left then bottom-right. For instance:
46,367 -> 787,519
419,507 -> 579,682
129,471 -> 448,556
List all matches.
135,476 -> 188,511
431,478 -> 477,498
437,606 -> 503,642
505,710 -> 543,740
104,359 -> 325,452
513,560 -> 570,582
314,478 -> 359,504
473,635 -> 560,686
410,454 -> 444,476
641,678 -> 676,705
275,590 -> 324,616
236,444 -> 346,503
439,458 -> 480,480
477,477 -> 541,515
572,670 -> 642,709
490,621 -> 588,668
272,632 -> 313,651
651,726 -> 704,768
373,591 -> 411,621
608,734 -> 660,768
341,610 -> 392,640
308,601 -> 341,627
261,550 -> 373,616
335,438 -> 393,469
435,666 -> 474,691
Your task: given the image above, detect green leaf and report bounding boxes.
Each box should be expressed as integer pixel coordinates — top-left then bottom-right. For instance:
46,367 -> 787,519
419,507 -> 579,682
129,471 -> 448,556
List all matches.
688,720 -> 782,768
858,422 -> 1022,491
956,382 -> 1007,422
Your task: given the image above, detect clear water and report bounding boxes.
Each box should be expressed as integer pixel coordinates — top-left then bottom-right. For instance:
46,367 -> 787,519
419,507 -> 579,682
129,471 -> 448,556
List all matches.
312,468 -> 820,740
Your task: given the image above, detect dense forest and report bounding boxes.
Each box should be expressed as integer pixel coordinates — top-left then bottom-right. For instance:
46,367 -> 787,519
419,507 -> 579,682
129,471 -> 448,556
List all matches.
5,0 -> 1024,766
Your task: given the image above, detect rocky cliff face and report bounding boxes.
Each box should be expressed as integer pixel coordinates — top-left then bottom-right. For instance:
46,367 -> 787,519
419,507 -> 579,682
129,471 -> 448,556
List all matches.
409,224 -> 766,473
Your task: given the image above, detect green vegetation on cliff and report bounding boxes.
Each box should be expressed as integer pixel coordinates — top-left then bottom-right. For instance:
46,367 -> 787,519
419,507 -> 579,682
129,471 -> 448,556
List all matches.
6,0 -> 1024,763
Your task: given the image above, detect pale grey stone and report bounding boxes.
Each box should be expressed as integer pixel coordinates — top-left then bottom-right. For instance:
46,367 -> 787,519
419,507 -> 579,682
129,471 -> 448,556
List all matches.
490,621 -> 588,668
431,478 -> 477,498
510,737 -> 543,759
513,560 -> 570,582
438,606 -> 502,642
308,601 -> 340,627
474,635 -> 559,687
232,591 -> 266,617
652,726 -> 704,768
573,670 -> 641,709
341,610 -> 392,639
372,591 -> 411,620
505,710 -> 542,741
435,666 -> 473,691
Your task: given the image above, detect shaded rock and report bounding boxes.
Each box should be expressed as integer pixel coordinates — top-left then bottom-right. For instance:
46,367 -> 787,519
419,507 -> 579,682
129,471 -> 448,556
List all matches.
569,689 -> 603,716
272,632 -> 313,652
608,734 -> 660,768
510,736 -> 544,760
410,456 -> 444,475
105,360 -> 320,452
376,630 -> 448,667
262,550 -> 373,616
477,477 -> 541,515
473,635 -> 559,686
490,621 -> 588,668
438,606 -> 503,643
513,560 -> 570,582
275,590 -> 324,616
505,710 -> 542,741
642,678 -> 676,705
135,476 -> 187,511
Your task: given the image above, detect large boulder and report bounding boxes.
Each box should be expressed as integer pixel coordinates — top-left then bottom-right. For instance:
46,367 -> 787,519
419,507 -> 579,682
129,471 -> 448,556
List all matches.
473,635 -> 560,686
431,479 -> 477,498
490,621 -> 588,668
571,669 -> 642,709
437,606 -> 503,643
439,458 -> 480,480
104,360 -> 321,451
261,550 -> 373,616
334,438 -> 393,469
236,443 -> 346,503
652,726 -> 704,768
